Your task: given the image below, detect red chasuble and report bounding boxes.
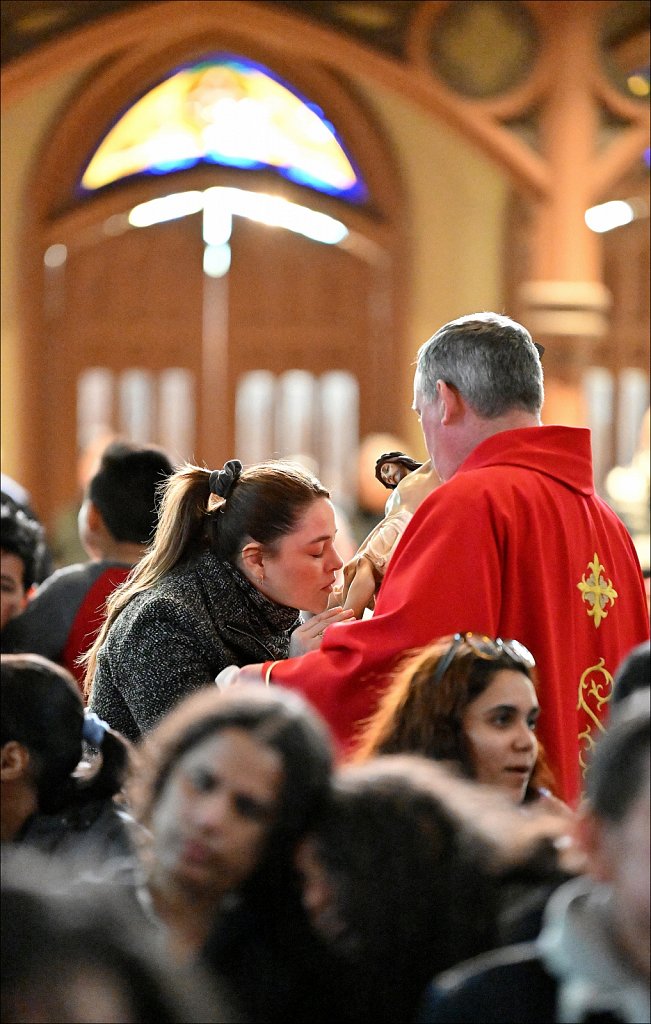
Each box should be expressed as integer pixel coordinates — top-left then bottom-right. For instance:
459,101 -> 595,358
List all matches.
265,426 -> 649,804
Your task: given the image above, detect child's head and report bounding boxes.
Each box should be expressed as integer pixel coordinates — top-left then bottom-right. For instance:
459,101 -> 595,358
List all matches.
79,441 -> 174,555
1,653 -> 130,833
0,501 -> 47,631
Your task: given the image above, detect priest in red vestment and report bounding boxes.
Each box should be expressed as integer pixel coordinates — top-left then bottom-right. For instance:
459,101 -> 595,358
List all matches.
232,313 -> 649,804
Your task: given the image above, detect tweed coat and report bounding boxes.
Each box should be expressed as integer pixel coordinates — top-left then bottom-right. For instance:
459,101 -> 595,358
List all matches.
88,549 -> 300,741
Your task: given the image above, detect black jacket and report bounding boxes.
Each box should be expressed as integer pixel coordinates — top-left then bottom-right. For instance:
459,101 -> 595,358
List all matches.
89,550 -> 299,740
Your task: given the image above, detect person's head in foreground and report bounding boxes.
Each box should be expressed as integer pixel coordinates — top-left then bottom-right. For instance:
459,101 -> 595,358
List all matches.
578,689 -> 650,984
1,852 -> 232,1024
128,684 -> 333,951
296,755 -> 568,1023
1,653 -> 129,844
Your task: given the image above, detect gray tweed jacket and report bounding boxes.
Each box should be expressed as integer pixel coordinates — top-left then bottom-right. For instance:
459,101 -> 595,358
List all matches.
88,549 -> 300,741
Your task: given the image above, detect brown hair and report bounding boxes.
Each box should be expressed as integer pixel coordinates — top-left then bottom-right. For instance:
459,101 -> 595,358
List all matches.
83,460 -> 328,696
352,637 -> 554,799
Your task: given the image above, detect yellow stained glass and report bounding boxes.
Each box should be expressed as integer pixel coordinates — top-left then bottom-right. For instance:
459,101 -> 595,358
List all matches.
80,56 -> 366,201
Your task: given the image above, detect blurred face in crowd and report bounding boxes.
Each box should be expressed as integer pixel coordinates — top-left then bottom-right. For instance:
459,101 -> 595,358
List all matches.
295,835 -> 351,950
150,728 -> 283,900
593,764 -> 650,982
462,669 -> 539,803
0,550 -> 28,631
250,497 -> 343,614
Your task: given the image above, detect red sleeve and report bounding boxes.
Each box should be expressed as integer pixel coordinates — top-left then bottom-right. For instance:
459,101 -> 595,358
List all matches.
267,478 -> 505,752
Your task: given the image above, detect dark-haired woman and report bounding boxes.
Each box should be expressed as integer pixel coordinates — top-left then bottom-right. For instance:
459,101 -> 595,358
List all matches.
85,459 -> 353,741
1,653 -> 133,870
295,755 -> 574,1024
126,684 -> 340,1021
352,633 -> 560,807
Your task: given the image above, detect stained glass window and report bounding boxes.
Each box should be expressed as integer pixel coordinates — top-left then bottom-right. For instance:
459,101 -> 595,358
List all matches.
79,55 -> 367,202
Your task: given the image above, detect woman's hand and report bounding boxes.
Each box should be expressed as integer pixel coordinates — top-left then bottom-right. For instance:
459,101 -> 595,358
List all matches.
289,606 -> 356,657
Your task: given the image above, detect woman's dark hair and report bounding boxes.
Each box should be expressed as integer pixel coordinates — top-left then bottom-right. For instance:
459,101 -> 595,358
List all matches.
1,654 -> 130,813
1,852 -> 233,1024
168,688 -> 334,1024
84,459 -> 329,694
129,684 -> 333,880
352,636 -> 555,798
305,756 -> 561,1022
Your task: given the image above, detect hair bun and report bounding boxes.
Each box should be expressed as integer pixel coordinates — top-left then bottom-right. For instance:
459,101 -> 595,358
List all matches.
209,459 -> 243,500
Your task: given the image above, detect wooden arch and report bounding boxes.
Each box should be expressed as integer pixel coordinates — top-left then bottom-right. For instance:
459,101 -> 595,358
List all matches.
4,0 -> 648,513
17,15 -> 410,521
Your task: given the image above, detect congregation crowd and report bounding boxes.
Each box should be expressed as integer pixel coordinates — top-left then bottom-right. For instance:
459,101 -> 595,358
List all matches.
1,313 -> 649,1023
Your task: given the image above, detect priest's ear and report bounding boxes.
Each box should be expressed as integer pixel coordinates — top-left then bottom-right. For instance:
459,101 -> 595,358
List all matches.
436,380 -> 463,425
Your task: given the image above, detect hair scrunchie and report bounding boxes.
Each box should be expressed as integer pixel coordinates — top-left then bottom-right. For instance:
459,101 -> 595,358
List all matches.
82,711 -> 109,747
209,459 -> 243,501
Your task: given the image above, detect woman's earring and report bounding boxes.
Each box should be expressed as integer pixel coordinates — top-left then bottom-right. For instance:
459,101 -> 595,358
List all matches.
258,574 -> 264,585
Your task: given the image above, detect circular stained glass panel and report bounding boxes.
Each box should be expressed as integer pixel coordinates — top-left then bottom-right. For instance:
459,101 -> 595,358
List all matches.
429,1 -> 539,99
600,0 -> 650,102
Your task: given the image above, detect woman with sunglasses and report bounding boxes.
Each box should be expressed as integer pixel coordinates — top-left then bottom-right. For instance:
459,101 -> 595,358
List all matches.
352,633 -> 558,806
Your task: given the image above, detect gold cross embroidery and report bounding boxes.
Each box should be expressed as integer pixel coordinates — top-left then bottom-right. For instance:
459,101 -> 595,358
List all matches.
577,553 -> 618,628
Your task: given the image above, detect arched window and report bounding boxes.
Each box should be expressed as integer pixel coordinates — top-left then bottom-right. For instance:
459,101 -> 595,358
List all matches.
79,54 -> 368,203
26,41 -> 405,531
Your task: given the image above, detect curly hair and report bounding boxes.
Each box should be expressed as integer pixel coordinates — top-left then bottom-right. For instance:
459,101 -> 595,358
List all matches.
0,501 -> 48,593
352,636 -> 555,799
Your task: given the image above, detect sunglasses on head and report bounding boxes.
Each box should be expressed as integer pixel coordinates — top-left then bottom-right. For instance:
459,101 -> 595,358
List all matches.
433,632 -> 536,686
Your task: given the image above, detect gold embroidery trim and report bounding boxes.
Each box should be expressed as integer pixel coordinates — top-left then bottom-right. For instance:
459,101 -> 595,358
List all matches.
577,658 -> 613,775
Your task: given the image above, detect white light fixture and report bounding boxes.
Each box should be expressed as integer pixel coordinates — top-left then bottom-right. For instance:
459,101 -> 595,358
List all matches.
585,200 -> 634,233
203,188 -> 233,246
217,187 -> 348,244
43,243 -> 68,267
128,191 -> 204,227
129,187 -> 348,245
203,243 -> 232,278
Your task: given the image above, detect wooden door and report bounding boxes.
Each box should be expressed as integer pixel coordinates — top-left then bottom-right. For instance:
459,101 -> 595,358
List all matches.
223,216 -> 397,456
42,210 -> 397,524
44,216 -> 204,521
